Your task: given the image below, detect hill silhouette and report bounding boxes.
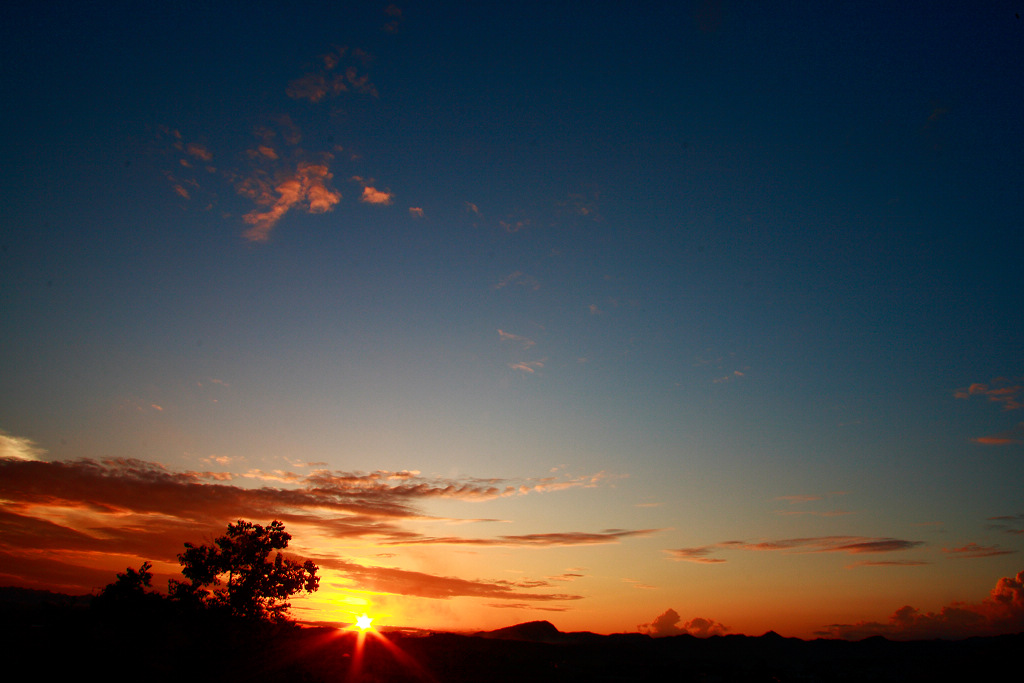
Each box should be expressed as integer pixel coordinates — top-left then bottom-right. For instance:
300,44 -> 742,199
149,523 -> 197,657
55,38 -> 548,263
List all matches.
2,590 -> 1021,682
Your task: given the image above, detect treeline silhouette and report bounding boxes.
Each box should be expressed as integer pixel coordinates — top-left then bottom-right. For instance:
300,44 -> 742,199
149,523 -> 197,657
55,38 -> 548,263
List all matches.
1,520 -> 1019,681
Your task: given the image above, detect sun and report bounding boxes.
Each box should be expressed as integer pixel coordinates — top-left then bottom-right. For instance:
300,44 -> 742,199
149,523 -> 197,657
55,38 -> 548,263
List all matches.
355,614 -> 374,631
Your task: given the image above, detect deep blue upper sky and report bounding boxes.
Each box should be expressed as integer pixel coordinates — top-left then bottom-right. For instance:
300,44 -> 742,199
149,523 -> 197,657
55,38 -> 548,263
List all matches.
1,0 -> 1022,636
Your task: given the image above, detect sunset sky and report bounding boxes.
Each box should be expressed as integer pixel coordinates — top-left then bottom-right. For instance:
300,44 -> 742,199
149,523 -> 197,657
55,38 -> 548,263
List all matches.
2,1 -> 1023,639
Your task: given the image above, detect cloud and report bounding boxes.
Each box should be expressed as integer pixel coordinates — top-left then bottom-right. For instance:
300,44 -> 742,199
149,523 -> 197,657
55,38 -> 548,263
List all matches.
408,207 -> 424,218
972,423 -> 1024,446
498,329 -> 536,349
988,514 -> 1024,535
385,528 -> 659,548
286,74 -> 348,103
638,608 -> 729,637
820,569 -> 1024,640
942,542 -> 1015,558
954,377 -> 1023,410
286,47 -> 378,102
350,176 -> 393,205
0,459 -> 624,594
360,186 -> 393,205
667,536 -> 924,563
383,4 -> 403,33
775,495 -> 823,504
667,547 -> 727,564
495,271 -> 540,291
509,361 -> 544,374
0,431 -> 45,461
185,142 -> 213,161
239,162 -> 341,241
317,557 -> 582,602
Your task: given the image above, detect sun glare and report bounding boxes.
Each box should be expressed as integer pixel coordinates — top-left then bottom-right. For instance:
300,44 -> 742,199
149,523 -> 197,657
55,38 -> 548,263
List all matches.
356,614 -> 374,631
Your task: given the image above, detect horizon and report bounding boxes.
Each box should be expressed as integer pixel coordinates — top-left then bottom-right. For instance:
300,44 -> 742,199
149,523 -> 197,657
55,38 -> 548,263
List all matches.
1,1 -> 1022,642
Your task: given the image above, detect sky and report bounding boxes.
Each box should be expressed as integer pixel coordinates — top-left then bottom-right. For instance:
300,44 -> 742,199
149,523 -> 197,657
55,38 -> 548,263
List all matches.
1,1 -> 1023,640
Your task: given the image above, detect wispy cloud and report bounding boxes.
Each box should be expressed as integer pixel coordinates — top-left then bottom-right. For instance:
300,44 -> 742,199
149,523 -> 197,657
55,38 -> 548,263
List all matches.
408,207 -> 424,218
666,546 -> 727,564
498,329 -> 536,349
972,423 -> 1024,446
0,431 -> 46,461
0,459 -> 626,595
954,377 -> 1023,411
317,558 -> 581,602
495,271 -> 540,291
384,528 -> 659,548
943,542 -> 1015,558
988,514 -> 1024,535
818,569 -> 1024,640
509,360 -> 544,375
667,536 -> 924,564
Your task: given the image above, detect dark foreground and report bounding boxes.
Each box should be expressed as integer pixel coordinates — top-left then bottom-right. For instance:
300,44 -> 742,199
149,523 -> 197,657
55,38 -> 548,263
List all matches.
3,589 -> 1018,682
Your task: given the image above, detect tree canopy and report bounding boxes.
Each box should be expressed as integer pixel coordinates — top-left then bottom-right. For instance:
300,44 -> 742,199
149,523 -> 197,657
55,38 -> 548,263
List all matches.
169,519 -> 319,621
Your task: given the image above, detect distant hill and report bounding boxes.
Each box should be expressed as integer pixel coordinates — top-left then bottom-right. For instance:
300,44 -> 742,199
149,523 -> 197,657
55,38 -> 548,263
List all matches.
0,585 -> 92,608
477,619 -> 651,645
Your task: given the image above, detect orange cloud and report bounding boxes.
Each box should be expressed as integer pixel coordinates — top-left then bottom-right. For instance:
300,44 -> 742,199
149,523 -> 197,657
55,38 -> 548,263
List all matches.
971,423 -> 1024,446
954,377 -> 1023,410
0,459 -> 625,596
408,207 -> 424,218
240,162 -> 341,241
360,186 -> 393,205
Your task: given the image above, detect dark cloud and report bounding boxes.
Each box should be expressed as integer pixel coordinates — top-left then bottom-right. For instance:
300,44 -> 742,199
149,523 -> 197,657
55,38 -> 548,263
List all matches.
821,570 -> 1024,640
668,536 -> 924,563
638,608 -> 729,637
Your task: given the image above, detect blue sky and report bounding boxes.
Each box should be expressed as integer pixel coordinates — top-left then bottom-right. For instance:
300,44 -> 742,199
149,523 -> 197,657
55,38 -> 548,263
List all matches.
1,1 -> 1023,638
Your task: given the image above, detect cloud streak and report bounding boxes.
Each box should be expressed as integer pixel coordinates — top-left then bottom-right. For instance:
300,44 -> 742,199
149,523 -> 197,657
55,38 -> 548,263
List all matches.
0,458 -> 632,599
668,536 -> 924,563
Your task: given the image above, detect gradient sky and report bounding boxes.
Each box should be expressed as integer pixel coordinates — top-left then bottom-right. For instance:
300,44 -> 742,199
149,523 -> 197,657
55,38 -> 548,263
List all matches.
2,1 -> 1023,639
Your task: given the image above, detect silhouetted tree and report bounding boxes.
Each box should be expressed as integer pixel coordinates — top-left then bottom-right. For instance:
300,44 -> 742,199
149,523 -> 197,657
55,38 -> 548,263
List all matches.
169,519 -> 319,621
102,561 -> 154,598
